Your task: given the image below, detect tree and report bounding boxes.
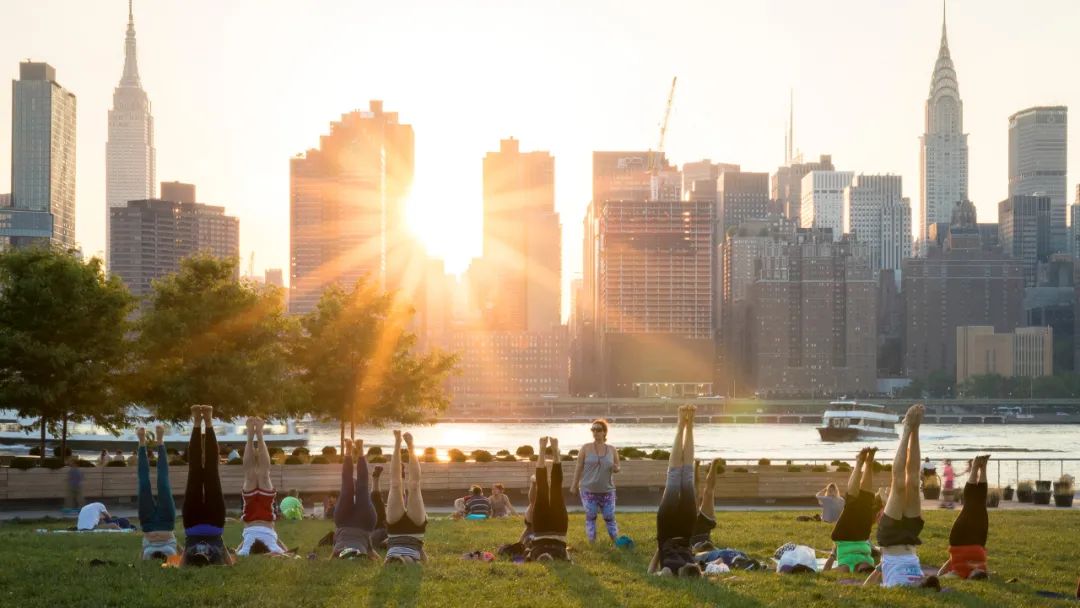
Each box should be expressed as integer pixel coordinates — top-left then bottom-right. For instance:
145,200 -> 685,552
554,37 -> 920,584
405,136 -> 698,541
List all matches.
0,247 -> 136,460
130,255 -> 303,421
294,278 -> 456,444
925,370 -> 954,398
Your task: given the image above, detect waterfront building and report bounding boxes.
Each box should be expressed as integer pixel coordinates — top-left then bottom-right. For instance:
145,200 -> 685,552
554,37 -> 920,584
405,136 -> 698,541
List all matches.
1009,106 -> 1067,253
106,1 -> 155,266
903,208 -> 1025,381
289,101 -> 415,314
109,183 -> 239,297
748,229 -> 877,397
445,329 -> 568,405
1024,256 -> 1075,373
1070,186 -> 1080,258
800,170 -> 853,241
919,11 -> 969,253
2,62 -> 76,250
956,326 -> 1052,383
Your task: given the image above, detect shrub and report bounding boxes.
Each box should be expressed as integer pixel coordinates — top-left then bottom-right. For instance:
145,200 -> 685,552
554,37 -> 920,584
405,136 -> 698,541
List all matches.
515,445 -> 534,458
422,447 -> 439,463
367,446 -> 383,457
810,465 -> 827,473
1017,480 -> 1034,492
52,446 -> 73,458
471,450 -> 494,463
268,447 -> 284,457
648,449 -> 671,460
311,455 -> 330,465
569,449 -> 579,457
619,447 -> 647,459
448,449 -> 466,463
831,459 -> 843,467
1056,474 -> 1074,495
284,455 -> 303,465
496,449 -> 510,457
787,466 -> 802,472
733,467 -> 749,473
496,454 -> 516,462
321,446 -> 337,457
835,463 -> 852,472
924,475 -> 941,489
292,447 -> 310,457
528,455 -> 538,462
10,457 -> 37,470
168,458 -> 186,466
786,459 -> 793,466
105,460 -> 127,467
28,447 -> 42,456
76,459 -> 95,468
227,458 -> 243,465
758,458 -> 771,466
560,454 -> 574,462
368,455 -> 387,464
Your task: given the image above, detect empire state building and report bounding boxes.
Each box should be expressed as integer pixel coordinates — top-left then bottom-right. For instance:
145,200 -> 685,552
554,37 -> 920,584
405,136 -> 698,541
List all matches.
106,0 -> 155,266
918,7 -> 968,253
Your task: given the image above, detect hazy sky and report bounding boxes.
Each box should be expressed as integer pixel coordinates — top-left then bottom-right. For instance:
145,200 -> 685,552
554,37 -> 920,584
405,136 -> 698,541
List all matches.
1,0 -> 1077,318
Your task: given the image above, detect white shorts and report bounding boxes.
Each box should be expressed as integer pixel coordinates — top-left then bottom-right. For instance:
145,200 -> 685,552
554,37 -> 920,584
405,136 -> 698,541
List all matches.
237,525 -> 285,556
881,552 -> 924,587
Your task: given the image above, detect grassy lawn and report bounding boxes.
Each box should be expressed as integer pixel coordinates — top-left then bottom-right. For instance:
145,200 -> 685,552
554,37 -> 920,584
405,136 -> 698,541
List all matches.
1,510 -> 1077,607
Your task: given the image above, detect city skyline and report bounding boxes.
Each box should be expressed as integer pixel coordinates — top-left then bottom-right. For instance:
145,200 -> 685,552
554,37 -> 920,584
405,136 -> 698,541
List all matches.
1,1 -> 1078,321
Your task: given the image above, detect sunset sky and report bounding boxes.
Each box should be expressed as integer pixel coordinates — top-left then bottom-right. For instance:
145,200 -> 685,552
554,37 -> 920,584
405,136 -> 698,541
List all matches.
1,0 -> 1077,318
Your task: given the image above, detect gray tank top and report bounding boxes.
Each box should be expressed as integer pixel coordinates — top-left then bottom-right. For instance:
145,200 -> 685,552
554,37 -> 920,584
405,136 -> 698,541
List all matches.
581,445 -> 615,493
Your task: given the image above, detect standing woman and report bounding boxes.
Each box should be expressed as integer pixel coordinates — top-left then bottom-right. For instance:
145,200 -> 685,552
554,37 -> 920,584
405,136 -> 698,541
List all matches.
570,419 -> 620,543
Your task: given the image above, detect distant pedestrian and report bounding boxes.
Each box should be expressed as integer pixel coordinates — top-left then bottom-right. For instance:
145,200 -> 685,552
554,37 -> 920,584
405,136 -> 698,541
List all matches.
941,460 -> 956,509
815,483 -> 845,524
921,457 -> 935,479
112,449 -> 126,463
65,457 -> 84,510
570,419 -> 620,543
97,449 -> 109,467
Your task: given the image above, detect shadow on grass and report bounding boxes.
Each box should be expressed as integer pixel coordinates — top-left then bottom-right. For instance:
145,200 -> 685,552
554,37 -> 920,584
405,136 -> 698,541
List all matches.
369,562 -> 424,608
602,549 -> 766,607
549,559 -> 624,606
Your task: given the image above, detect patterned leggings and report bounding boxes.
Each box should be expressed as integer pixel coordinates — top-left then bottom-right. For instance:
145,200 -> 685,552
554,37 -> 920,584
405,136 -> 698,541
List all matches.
580,490 -> 618,541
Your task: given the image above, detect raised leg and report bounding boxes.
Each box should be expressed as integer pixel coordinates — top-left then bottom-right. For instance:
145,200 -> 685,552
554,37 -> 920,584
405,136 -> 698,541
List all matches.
902,406 -> 924,519
155,425 -> 175,526
335,440 -> 356,528
242,417 -> 258,492
136,428 -> 156,525
698,459 -> 718,520
403,433 -> 425,525
200,407 -> 226,528
682,405 -> 696,467
846,448 -> 866,497
386,430 -> 405,524
883,406 -> 919,520
181,406 -> 205,527
255,418 -> 273,491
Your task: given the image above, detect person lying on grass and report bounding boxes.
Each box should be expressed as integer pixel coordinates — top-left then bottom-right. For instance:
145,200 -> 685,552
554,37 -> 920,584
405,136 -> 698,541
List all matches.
135,425 -> 178,561
937,454 -> 992,580
384,430 -> 428,565
648,404 -> 702,578
864,404 -> 939,591
525,436 -> 570,561
822,447 -> 879,574
331,439 -> 381,561
181,405 -> 233,566
236,417 -> 289,556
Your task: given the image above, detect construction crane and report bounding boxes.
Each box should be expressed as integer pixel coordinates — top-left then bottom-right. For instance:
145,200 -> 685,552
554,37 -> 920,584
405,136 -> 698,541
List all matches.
649,76 -> 677,175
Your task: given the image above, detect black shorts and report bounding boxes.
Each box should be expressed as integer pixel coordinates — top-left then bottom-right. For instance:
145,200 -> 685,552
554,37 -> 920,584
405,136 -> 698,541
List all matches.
689,512 -> 717,547
876,514 -> 924,547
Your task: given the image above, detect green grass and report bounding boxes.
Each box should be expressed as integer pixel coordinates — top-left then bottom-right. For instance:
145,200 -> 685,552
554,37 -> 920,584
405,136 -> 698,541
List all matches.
1,511 -> 1077,607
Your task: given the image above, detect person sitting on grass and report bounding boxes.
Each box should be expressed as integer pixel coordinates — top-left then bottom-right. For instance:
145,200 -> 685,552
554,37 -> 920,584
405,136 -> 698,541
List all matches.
464,485 -> 492,519
864,404 -> 939,590
816,482 -> 845,524
384,431 -> 428,565
823,447 -> 879,574
280,489 -> 304,521
76,501 -> 119,531
181,405 -> 233,566
332,439 -> 381,560
937,454 -> 992,580
690,458 -> 721,552
647,405 -> 702,578
136,425 -> 178,560
236,417 -> 289,556
490,483 -> 518,518
525,437 -> 570,561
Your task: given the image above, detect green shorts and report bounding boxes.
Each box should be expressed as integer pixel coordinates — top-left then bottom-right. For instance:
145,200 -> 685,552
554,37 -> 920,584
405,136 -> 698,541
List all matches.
835,540 -> 873,571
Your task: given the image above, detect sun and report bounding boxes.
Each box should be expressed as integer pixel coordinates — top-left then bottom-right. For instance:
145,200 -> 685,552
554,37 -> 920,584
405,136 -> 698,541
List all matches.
404,168 -> 482,275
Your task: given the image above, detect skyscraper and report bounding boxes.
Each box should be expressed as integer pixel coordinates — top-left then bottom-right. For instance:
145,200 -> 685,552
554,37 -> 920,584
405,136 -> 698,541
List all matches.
1009,106 -> 1067,253
843,174 -> 911,273
106,0 -> 155,267
717,170 -> 770,236
480,138 -> 560,331
998,194 -> 1052,285
2,62 -> 77,250
919,10 -> 969,252
1070,185 -> 1080,258
800,170 -> 853,241
772,154 -> 834,226
289,101 -> 414,314
109,182 -> 239,298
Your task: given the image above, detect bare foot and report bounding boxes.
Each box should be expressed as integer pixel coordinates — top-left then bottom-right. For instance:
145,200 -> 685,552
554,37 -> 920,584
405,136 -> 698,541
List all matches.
402,432 -> 414,450
856,448 -> 868,464
355,439 -> 364,456
251,417 -> 265,435
136,427 -> 147,446
868,447 -> 878,462
904,404 -> 924,428
201,406 -> 214,426
246,417 -> 259,436
191,405 -> 202,422
155,425 -> 165,447
343,439 -> 352,455
539,436 -> 549,453
550,437 -> 560,460
393,430 -> 402,449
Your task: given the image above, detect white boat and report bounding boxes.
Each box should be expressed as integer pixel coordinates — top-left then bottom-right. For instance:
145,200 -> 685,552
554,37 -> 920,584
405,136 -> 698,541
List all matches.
816,401 -> 899,441
0,409 -> 310,451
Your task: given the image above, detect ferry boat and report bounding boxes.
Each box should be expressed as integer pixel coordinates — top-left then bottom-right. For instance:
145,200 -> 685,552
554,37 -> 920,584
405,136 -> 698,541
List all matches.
0,409 -> 309,451
816,401 -> 899,441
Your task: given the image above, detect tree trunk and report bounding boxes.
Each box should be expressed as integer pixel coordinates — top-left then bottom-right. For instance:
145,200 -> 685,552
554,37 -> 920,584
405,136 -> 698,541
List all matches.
350,416 -> 355,442
39,417 -> 47,463
339,416 -> 345,455
60,413 -> 68,463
